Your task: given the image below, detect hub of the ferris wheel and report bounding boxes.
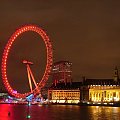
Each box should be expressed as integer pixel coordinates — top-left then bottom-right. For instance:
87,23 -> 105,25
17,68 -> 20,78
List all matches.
23,60 -> 41,100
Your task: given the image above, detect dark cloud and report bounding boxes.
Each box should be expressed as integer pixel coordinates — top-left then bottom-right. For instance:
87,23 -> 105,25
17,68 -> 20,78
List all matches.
0,0 -> 120,92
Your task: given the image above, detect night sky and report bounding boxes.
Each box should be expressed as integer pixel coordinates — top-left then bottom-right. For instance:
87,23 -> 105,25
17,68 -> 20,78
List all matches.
0,1 -> 120,92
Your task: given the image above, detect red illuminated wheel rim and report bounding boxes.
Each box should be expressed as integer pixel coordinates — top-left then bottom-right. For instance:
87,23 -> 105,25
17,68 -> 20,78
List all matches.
1,25 -> 53,98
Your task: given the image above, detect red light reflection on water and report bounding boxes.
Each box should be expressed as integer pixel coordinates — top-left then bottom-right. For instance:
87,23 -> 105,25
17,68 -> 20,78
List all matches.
0,104 -> 13,120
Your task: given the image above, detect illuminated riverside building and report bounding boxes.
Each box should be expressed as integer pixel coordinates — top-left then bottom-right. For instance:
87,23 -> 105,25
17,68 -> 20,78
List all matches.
48,61 -> 81,103
49,65 -> 120,104
89,85 -> 120,102
48,82 -> 81,103
84,67 -> 120,103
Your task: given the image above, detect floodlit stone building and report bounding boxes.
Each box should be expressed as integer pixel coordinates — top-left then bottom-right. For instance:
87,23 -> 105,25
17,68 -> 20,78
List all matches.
48,63 -> 120,104
84,67 -> 120,103
48,82 -> 81,103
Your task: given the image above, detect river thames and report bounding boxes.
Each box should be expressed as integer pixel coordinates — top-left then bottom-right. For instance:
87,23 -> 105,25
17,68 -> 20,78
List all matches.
0,104 -> 120,120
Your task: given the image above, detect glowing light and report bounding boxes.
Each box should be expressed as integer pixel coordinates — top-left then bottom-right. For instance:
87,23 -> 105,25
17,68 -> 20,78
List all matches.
1,24 -> 53,98
109,103 -> 114,105
26,115 -> 31,119
28,102 -> 31,106
13,90 -> 17,94
103,103 -> 107,105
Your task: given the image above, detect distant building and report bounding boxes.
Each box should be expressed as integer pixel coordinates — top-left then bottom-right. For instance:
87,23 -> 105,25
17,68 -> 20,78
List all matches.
48,82 -> 81,103
48,61 -> 81,103
83,67 -> 120,103
0,89 -> 8,100
52,61 -> 72,85
48,66 -> 120,104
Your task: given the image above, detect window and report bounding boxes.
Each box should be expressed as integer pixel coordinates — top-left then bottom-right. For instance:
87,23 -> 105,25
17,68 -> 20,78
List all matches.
104,91 -> 106,97
113,92 -> 116,97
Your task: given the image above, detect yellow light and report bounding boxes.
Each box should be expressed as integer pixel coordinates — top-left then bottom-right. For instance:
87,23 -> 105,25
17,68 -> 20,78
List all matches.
103,103 -> 107,105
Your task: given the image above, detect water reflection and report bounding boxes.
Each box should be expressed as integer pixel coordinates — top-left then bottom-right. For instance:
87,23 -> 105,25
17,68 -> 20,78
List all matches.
89,106 -> 120,120
0,104 -> 13,120
0,104 -> 27,120
0,104 -> 120,120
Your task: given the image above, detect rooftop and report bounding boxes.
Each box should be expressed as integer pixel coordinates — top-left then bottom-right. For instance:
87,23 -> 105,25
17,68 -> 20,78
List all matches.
49,82 -> 82,90
84,79 -> 120,85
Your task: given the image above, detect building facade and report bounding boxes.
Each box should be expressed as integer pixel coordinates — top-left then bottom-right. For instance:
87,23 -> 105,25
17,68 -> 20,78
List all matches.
48,64 -> 120,104
48,82 -> 81,104
89,85 -> 120,102
52,61 -> 72,84
84,67 -> 120,103
48,61 -> 81,103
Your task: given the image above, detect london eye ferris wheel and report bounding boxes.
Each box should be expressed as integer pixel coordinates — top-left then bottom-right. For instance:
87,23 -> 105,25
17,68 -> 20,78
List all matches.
1,24 -> 53,98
